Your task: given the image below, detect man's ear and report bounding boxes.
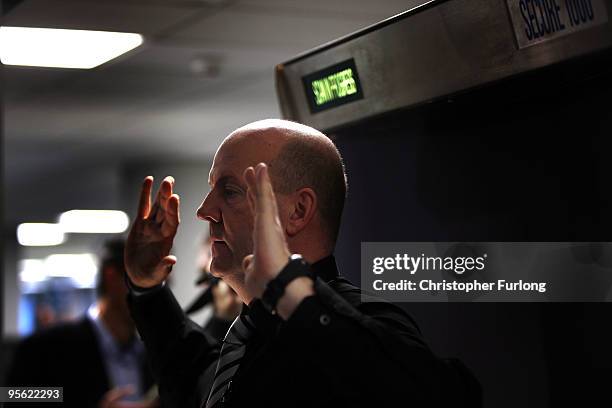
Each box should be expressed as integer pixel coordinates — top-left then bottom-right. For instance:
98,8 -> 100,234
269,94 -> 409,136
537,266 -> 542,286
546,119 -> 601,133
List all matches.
286,188 -> 317,237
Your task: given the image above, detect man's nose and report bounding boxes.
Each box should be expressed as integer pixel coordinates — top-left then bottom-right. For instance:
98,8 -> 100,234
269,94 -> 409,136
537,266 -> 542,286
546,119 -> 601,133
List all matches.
197,191 -> 220,223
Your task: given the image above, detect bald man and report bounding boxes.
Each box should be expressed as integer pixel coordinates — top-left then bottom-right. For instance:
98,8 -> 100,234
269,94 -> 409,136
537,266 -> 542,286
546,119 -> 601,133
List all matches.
124,119 -> 479,408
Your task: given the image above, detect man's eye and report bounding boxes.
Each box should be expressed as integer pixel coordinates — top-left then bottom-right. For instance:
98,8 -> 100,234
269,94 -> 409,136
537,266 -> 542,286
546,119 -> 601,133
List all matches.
223,188 -> 240,198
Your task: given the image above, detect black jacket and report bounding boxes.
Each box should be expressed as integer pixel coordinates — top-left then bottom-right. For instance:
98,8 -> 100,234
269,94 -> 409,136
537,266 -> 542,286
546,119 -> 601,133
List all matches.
128,256 -> 480,407
6,316 -> 155,407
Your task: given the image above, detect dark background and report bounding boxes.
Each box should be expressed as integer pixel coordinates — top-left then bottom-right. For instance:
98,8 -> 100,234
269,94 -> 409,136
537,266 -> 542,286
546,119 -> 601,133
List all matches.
333,50 -> 612,407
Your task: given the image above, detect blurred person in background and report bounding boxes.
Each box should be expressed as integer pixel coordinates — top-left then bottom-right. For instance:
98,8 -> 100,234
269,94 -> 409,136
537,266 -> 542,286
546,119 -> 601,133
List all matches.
6,240 -> 158,408
34,302 -> 57,330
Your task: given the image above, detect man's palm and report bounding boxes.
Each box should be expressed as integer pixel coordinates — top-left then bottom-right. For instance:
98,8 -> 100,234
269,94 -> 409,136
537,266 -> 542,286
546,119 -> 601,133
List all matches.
125,176 -> 180,288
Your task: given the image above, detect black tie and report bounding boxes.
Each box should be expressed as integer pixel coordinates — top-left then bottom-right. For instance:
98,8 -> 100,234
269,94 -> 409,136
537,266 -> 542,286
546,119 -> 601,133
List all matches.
204,314 -> 255,407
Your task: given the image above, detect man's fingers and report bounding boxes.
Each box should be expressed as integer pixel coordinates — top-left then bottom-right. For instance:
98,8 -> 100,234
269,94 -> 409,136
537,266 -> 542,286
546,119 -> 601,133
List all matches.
244,166 -> 258,214
150,176 -> 175,222
138,177 -> 154,219
245,163 -> 285,252
156,176 -> 175,224
160,176 -> 175,212
245,163 -> 277,216
257,163 -> 278,211
254,163 -> 281,227
161,194 -> 180,237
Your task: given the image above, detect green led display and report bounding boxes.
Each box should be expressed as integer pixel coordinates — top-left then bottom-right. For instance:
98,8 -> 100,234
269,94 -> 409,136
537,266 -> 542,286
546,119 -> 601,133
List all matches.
302,59 -> 363,113
311,68 -> 358,106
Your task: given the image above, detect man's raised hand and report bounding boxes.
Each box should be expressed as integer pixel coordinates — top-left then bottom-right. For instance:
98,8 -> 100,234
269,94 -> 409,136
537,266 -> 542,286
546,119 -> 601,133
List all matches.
125,176 -> 180,288
242,163 -> 291,299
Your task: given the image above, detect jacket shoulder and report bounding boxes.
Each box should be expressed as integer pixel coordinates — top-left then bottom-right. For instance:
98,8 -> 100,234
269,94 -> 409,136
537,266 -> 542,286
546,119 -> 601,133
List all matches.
323,276 -> 425,346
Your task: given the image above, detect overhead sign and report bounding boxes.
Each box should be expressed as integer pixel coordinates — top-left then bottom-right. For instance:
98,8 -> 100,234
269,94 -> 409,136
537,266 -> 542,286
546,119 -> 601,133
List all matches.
506,0 -> 608,49
302,59 -> 363,113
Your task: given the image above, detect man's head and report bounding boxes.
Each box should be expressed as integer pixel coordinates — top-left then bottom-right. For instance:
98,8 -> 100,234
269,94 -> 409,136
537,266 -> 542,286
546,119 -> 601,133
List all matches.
197,119 -> 347,279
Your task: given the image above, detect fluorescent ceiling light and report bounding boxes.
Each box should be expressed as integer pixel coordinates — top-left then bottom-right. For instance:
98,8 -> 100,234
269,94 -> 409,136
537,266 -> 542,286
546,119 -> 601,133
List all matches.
59,210 -> 129,233
45,253 -> 98,289
45,253 -> 97,279
17,223 -> 65,246
0,26 -> 143,69
19,255 -> 99,288
18,259 -> 47,283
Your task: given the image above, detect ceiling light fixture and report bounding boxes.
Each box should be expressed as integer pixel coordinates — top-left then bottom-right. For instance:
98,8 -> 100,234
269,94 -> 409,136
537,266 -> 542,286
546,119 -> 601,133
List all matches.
58,210 -> 129,233
0,26 -> 143,69
18,259 -> 47,283
44,253 -> 98,287
17,223 -> 65,246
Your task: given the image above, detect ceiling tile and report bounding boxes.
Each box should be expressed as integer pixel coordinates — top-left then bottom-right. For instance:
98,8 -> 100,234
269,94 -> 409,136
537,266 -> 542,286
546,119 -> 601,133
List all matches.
169,2 -> 388,49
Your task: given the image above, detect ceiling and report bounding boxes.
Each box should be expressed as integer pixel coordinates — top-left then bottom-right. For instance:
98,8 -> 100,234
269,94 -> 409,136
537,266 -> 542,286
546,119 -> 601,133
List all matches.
2,0 -> 422,222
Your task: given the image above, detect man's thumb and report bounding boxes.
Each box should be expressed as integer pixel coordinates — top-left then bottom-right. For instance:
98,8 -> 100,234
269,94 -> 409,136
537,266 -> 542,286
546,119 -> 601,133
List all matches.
160,255 -> 177,275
